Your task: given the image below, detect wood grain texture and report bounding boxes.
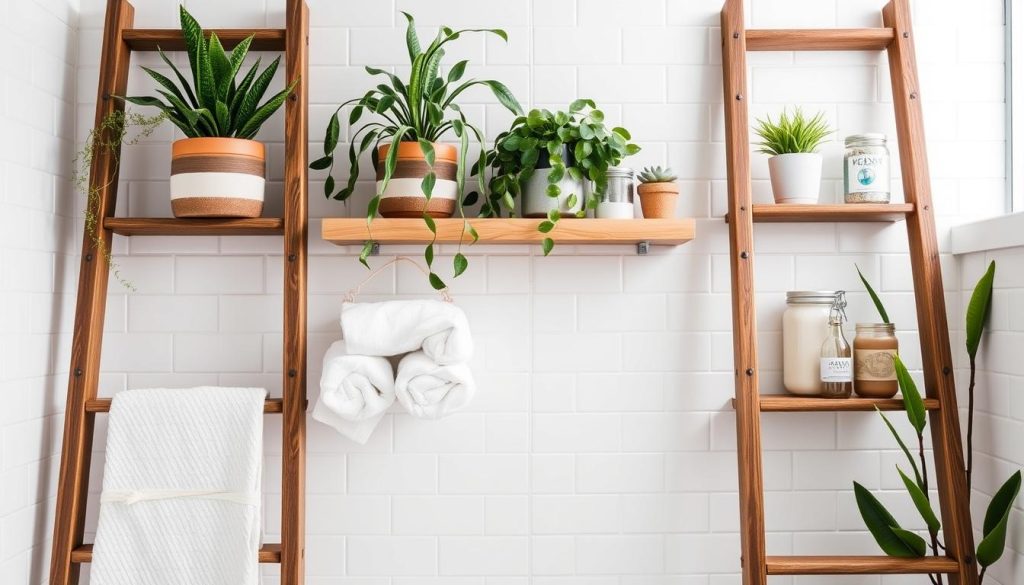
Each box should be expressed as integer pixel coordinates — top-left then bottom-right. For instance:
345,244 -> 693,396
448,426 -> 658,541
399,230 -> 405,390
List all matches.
50,2 -> 134,583
724,203 -> 914,223
720,2 -> 767,584
766,555 -> 959,575
104,217 -> 284,235
122,28 -> 286,51
71,544 -> 283,564
745,396 -> 940,412
883,1 -> 977,583
281,1 -> 309,584
322,218 -> 696,246
84,398 -> 288,413
746,28 -> 895,51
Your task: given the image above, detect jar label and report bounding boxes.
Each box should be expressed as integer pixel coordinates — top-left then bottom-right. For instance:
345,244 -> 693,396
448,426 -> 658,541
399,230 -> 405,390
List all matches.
846,154 -> 889,193
855,349 -> 897,381
820,357 -> 853,383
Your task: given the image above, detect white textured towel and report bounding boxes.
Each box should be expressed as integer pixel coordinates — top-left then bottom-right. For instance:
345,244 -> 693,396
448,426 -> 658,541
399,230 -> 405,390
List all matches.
313,340 -> 396,444
395,350 -> 476,419
91,386 -> 266,585
341,300 -> 473,364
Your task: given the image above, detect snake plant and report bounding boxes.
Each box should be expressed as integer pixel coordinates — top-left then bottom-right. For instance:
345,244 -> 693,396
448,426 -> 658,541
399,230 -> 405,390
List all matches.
122,5 -> 297,139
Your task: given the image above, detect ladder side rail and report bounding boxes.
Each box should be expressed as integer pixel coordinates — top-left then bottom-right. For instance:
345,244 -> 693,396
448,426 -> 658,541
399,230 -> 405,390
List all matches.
883,1 -> 977,583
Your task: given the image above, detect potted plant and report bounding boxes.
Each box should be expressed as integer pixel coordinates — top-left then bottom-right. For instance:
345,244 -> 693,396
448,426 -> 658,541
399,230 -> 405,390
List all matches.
637,166 -> 679,218
753,108 -> 833,205
122,6 -> 297,218
313,12 -> 523,288
484,100 -> 640,254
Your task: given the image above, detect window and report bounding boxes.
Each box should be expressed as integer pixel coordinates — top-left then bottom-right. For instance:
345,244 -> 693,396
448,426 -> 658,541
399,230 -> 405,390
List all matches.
1011,0 -> 1022,210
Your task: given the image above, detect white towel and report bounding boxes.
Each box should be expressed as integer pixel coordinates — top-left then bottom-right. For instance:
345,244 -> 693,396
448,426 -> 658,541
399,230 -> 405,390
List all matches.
312,340 -> 396,444
91,386 -> 265,585
395,350 -> 476,419
341,300 -> 473,364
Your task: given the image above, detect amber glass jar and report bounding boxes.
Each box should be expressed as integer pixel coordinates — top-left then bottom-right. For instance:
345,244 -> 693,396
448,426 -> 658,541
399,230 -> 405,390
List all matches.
853,323 -> 899,398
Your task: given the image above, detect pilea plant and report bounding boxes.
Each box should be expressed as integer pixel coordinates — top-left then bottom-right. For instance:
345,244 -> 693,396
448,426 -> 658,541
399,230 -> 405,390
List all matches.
74,110 -> 167,291
853,262 -> 1017,585
482,100 -> 639,254
312,12 -> 523,290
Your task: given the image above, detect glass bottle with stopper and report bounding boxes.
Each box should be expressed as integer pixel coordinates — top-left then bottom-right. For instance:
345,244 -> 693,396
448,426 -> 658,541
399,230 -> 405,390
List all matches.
820,291 -> 853,398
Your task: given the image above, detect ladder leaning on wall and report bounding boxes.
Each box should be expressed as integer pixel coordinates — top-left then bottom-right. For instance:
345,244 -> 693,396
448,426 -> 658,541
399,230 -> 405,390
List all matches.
719,0 -> 978,583
48,0 -> 310,583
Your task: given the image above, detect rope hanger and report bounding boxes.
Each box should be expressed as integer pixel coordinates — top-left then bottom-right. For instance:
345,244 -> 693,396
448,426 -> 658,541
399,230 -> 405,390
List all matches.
344,256 -> 454,304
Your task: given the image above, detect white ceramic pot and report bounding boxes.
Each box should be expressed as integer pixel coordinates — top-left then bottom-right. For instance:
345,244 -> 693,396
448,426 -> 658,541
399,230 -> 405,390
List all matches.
522,169 -> 585,218
767,152 -> 822,204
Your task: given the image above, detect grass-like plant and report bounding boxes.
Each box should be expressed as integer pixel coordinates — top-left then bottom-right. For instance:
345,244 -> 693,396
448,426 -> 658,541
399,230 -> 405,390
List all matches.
853,261 -> 1018,585
122,5 -> 297,139
753,107 -> 833,155
311,12 -> 523,289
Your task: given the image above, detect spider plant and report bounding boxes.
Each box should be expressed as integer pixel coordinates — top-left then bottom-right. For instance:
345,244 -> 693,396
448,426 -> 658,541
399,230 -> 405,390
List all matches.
311,12 -> 524,290
753,107 -> 833,155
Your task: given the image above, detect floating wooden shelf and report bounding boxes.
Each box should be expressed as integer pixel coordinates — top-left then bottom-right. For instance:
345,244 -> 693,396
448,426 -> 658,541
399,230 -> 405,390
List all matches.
122,28 -> 286,51
746,28 -> 895,51
321,218 -> 696,246
85,398 -> 286,413
743,395 -> 940,412
725,203 -> 914,223
105,217 -> 284,236
71,543 -> 282,564
766,555 -> 959,575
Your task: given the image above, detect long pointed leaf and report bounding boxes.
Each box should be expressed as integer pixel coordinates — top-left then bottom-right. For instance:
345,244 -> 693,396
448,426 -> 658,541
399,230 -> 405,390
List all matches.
854,482 -> 925,558
237,80 -> 298,139
228,35 -> 254,81
236,56 -> 280,131
196,30 -> 216,111
482,79 -> 524,115
178,5 -> 204,92
877,408 -> 923,490
857,263 -> 890,324
157,47 -> 199,108
140,66 -> 189,109
897,466 -> 940,535
402,12 -> 422,62
966,260 -> 996,359
208,32 -> 232,100
894,355 -> 926,435
229,59 -> 261,132
977,471 -> 1022,567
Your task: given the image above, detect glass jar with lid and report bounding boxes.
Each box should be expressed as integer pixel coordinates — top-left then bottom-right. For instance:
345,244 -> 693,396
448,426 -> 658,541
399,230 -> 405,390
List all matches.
783,291 -> 840,395
595,166 -> 636,219
853,323 -> 899,398
844,134 -> 891,204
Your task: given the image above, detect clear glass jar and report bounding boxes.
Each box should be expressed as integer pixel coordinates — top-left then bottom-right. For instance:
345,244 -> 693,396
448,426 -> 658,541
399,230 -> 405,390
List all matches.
820,293 -> 853,399
783,291 -> 839,395
854,323 -> 899,398
844,134 -> 891,204
595,166 -> 636,219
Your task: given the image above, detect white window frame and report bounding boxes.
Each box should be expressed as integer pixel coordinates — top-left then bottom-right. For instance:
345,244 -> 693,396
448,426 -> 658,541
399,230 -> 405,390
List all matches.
1011,0 -> 1022,211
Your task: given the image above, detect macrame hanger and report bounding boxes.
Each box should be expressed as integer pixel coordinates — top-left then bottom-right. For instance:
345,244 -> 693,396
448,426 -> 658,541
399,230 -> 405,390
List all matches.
344,256 -> 454,303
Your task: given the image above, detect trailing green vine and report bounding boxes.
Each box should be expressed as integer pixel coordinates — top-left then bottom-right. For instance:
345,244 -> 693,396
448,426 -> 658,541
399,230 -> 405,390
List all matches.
73,110 -> 166,291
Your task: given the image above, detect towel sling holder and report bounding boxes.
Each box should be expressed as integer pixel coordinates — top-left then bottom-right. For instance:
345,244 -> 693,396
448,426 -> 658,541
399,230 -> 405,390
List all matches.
344,256 -> 456,303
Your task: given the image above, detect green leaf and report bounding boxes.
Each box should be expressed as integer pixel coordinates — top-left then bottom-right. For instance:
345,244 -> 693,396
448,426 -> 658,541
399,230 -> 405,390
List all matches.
359,241 -> 375,269
547,208 -> 560,223
448,60 -> 468,83
429,272 -> 447,291
890,527 -> 928,557
179,5 -> 205,92
418,139 -> 436,166
423,215 -> 437,234
566,193 -> 578,209
367,195 -> 381,220
977,471 -> 1022,567
402,12 -> 422,62
877,408 -> 923,491
482,80 -> 524,115
208,32 -> 232,100
424,242 -> 434,267
140,66 -> 191,110
421,172 -> 436,198
856,264 -> 890,324
227,35 -> 254,84
546,183 -> 561,197
538,220 -> 555,233
897,466 -> 940,536
236,55 -> 280,131
215,100 -> 230,135
453,253 -> 468,277
893,355 -> 926,435
323,175 -> 335,198
157,47 -> 199,108
569,99 -> 589,113
325,113 -> 340,155
853,482 -> 926,558
196,30 -> 216,112
541,237 -> 554,256
467,224 -> 480,243
966,260 -> 996,360
237,79 -> 298,139
462,191 -> 479,206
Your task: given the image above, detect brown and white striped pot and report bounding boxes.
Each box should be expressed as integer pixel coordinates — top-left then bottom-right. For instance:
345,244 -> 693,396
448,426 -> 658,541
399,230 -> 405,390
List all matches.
170,137 -> 265,218
377,142 -> 458,218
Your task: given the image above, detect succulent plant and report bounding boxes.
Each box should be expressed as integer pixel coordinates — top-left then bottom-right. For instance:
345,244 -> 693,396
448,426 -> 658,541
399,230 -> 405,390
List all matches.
638,166 -> 678,183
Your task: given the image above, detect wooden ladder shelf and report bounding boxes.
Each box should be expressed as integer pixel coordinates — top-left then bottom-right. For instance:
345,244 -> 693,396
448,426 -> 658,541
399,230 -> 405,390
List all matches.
48,0 -> 309,583
720,0 -> 976,583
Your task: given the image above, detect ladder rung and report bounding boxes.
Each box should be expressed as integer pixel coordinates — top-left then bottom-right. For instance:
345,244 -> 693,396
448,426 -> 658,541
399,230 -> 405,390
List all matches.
85,398 -> 286,413
766,555 -> 959,575
725,204 -> 914,224
123,29 -> 286,51
736,396 -> 941,412
71,543 -> 282,564
746,28 -> 895,51
105,218 -> 284,236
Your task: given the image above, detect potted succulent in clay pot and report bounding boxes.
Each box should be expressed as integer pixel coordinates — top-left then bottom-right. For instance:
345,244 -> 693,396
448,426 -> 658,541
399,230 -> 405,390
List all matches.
637,166 -> 679,218
753,108 -> 833,205
122,6 -> 297,218
313,12 -> 523,285
483,100 -> 640,254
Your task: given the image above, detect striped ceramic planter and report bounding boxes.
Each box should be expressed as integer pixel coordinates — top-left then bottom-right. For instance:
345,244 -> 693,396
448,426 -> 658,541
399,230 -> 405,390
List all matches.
377,142 -> 458,218
170,137 -> 265,218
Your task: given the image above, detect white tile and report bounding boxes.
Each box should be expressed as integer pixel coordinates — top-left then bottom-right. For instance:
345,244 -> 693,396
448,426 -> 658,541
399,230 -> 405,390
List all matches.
392,496 -> 485,535
575,535 -> 665,575
439,454 -> 529,494
347,537 -> 437,576
532,495 -> 620,534
439,536 -> 529,575
348,454 -> 438,494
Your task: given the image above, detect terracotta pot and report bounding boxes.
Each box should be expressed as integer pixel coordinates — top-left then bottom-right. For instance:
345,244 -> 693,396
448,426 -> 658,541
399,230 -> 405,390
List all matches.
767,152 -> 822,204
170,137 -> 265,218
377,142 -> 459,218
638,182 -> 679,218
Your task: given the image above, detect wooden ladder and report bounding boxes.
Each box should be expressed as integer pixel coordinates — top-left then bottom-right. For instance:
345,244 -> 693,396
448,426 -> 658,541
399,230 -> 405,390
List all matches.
720,0 -> 977,583
48,0 -> 309,583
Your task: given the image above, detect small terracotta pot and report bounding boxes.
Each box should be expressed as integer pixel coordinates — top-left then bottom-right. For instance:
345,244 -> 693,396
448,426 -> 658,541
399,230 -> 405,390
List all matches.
170,137 -> 266,218
638,182 -> 680,219
377,142 -> 459,218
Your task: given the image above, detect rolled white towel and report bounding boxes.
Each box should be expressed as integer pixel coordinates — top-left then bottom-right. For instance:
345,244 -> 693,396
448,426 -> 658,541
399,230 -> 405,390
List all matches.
313,341 -> 395,444
395,350 -> 476,419
341,300 -> 473,364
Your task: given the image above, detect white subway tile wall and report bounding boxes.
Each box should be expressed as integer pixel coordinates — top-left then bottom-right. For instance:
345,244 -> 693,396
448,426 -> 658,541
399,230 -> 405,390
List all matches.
1,0 -> 1014,583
